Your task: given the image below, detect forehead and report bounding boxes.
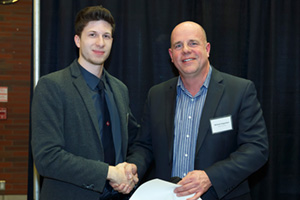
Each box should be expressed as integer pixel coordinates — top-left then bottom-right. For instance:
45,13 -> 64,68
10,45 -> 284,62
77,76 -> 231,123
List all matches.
171,23 -> 204,44
83,20 -> 112,34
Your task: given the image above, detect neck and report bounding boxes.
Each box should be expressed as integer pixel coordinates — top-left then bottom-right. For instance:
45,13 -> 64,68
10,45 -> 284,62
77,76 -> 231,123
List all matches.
181,66 -> 209,97
78,58 -> 104,78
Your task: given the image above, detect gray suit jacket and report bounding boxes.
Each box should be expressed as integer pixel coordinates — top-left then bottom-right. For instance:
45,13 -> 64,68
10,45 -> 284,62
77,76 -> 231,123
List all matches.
128,67 -> 268,200
31,60 -> 139,200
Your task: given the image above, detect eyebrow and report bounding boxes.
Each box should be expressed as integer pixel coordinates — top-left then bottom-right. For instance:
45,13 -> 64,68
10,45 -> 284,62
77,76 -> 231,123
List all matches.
173,41 -> 182,46
87,30 -> 112,35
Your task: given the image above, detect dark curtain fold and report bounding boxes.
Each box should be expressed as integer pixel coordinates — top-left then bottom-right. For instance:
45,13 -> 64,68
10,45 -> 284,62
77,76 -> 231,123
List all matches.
29,0 -> 300,199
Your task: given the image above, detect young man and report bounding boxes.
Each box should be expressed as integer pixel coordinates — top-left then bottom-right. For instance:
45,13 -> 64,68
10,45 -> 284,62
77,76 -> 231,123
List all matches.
127,21 -> 269,200
31,6 -> 139,200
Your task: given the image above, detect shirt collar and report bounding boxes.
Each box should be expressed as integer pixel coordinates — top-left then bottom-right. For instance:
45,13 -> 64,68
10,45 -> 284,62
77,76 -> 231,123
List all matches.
79,65 -> 107,91
177,65 -> 212,96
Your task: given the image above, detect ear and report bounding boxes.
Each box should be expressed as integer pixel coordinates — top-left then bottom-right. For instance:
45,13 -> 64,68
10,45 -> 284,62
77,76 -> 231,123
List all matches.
168,48 -> 174,62
206,42 -> 211,57
74,35 -> 80,48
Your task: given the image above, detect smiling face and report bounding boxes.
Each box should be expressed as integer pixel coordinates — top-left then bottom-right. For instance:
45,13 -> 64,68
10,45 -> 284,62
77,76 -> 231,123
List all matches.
74,20 -> 113,72
169,22 -> 211,79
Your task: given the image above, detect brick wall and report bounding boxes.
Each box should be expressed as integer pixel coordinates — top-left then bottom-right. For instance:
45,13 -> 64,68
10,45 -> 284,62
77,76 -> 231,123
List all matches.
0,0 -> 32,195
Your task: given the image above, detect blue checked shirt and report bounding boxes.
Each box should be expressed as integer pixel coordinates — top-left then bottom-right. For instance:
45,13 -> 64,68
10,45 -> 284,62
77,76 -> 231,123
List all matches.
172,66 -> 212,178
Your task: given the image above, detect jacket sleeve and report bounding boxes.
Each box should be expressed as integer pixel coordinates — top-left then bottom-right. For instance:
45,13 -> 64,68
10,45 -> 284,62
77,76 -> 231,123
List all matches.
126,93 -> 154,179
31,76 -> 109,193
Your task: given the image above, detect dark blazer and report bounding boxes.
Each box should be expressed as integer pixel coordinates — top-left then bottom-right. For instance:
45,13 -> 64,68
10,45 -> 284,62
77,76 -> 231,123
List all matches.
31,60 -> 139,200
128,67 -> 268,200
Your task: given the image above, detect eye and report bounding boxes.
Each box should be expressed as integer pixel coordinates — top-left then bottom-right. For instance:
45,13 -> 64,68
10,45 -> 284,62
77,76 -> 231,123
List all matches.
88,32 -> 96,37
103,34 -> 112,40
174,43 -> 182,49
189,41 -> 198,46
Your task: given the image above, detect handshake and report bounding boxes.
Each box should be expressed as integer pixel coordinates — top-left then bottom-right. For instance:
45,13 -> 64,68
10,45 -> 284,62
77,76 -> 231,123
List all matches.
107,162 -> 139,194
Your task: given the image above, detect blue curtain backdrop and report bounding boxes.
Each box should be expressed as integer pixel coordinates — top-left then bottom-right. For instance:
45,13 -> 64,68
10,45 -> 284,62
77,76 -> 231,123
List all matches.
28,0 -> 300,199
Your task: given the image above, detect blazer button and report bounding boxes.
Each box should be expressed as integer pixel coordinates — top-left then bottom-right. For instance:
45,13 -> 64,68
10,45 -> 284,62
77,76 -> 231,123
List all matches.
82,184 -> 95,189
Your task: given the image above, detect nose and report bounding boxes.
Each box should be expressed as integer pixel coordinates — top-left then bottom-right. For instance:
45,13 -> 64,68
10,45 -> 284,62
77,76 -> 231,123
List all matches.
95,36 -> 105,47
182,44 -> 191,54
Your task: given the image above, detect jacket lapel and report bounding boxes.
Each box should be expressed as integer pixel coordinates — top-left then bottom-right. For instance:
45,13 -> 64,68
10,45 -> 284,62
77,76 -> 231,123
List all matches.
105,72 -> 127,162
195,68 -> 224,155
70,62 -> 101,141
165,78 -> 178,164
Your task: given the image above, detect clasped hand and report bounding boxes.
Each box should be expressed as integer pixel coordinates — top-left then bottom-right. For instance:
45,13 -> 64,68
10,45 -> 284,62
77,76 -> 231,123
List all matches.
107,162 -> 139,194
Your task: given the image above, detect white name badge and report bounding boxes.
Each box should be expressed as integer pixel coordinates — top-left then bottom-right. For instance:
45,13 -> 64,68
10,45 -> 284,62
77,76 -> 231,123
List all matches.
210,115 -> 233,134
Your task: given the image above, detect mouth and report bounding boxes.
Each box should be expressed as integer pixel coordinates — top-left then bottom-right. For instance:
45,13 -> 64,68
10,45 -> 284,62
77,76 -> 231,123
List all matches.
93,50 -> 105,55
182,58 -> 195,63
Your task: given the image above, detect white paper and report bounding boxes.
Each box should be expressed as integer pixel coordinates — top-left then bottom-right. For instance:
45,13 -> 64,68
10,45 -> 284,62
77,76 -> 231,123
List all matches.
130,179 -> 201,200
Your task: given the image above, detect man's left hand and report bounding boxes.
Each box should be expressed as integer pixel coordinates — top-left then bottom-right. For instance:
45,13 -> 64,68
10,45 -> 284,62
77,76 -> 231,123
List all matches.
174,170 -> 212,200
